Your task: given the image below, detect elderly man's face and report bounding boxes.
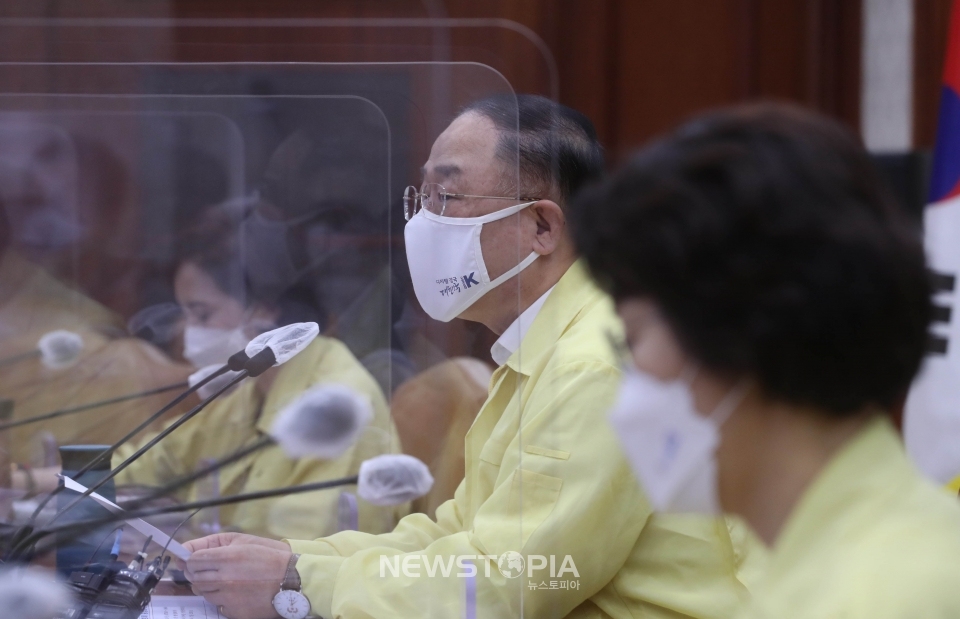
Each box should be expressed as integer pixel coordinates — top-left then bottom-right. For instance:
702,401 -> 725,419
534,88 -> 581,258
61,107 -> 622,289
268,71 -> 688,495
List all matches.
0,122 -> 82,252
420,112 -> 540,287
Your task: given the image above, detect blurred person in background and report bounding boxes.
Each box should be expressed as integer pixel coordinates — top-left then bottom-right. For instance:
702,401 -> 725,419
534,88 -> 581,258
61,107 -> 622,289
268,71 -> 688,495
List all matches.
572,103 -> 960,618
253,118 -> 502,514
178,95 -> 760,619
0,118 -> 192,476
112,208 -> 405,540
243,107 -> 419,397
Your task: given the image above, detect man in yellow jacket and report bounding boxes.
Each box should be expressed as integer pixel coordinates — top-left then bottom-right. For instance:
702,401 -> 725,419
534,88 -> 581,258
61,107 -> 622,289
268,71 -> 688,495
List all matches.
182,95 -> 760,619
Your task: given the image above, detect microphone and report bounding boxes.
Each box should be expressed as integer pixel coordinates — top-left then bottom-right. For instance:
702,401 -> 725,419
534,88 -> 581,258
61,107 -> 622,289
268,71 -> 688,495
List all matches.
357,454 -> 434,506
0,330 -> 84,370
32,322 -> 317,515
134,454 -> 430,517
96,383 -> 374,521
7,324 -> 319,560
44,369 -> 252,527
271,383 -> 373,459
217,322 -> 319,374
245,322 -> 320,367
26,454 -> 434,558
0,382 -> 189,431
0,566 -> 73,619
19,365 -> 230,523
45,323 -> 319,525
3,368 -> 248,562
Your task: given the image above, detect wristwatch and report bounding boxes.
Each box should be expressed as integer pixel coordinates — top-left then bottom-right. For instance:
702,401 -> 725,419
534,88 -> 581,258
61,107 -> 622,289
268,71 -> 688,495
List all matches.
272,553 -> 311,619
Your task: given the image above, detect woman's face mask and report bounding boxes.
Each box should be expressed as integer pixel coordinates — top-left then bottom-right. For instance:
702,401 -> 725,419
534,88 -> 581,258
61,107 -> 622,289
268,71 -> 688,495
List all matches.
607,366 -> 748,514
174,261 -> 274,368
182,324 -> 250,369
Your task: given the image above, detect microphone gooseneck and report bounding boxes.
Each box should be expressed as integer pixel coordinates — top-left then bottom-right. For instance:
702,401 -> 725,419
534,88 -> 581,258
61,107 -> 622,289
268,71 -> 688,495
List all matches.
0,330 -> 84,370
0,349 -> 41,368
4,368 -> 248,562
92,382 -> 374,524
25,475 -> 362,560
244,347 -> 277,377
7,325 -> 319,561
227,349 -> 250,372
23,364 -> 232,525
45,370 -> 250,528
22,454 -> 432,560
0,382 -> 189,431
120,435 -> 273,515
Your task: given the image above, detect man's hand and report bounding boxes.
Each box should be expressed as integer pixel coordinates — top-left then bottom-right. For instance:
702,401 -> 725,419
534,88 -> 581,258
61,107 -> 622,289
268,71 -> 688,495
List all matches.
183,532 -> 291,554
184,541 -> 291,619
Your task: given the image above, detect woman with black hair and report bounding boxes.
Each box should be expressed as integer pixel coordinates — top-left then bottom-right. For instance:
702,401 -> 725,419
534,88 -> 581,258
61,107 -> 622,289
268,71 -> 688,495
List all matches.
571,103 -> 960,617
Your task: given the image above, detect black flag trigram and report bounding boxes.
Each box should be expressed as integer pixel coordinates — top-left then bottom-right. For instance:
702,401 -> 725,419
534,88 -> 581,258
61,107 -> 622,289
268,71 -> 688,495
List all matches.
929,270 -> 955,355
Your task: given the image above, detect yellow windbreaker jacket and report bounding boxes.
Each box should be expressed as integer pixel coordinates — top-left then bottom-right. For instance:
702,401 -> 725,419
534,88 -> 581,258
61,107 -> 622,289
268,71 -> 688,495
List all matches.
288,262 -> 758,618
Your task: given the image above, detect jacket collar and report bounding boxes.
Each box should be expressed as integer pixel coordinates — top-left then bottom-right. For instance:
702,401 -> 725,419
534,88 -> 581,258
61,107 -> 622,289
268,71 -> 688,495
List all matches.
504,260 -> 604,376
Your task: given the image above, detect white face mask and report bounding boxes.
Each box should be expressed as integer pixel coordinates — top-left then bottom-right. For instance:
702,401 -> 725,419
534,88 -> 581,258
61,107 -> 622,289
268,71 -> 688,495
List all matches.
182,325 -> 252,369
404,201 -> 539,322
608,367 -> 748,514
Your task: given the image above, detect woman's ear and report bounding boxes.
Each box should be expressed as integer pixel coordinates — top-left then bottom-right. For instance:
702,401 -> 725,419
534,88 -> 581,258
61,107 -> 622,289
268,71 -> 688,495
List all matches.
530,200 -> 565,256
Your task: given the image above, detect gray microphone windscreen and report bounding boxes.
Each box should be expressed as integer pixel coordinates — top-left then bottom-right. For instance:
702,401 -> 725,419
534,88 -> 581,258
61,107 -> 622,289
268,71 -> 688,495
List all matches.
357,454 -> 434,506
270,384 -> 373,459
37,330 -> 83,369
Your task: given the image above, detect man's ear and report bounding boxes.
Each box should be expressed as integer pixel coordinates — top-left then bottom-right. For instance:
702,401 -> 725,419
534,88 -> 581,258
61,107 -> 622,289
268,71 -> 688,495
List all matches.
530,200 -> 565,256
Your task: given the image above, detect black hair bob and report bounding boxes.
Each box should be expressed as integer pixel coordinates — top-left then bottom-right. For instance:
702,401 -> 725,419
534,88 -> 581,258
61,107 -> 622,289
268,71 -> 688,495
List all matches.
571,103 -> 932,416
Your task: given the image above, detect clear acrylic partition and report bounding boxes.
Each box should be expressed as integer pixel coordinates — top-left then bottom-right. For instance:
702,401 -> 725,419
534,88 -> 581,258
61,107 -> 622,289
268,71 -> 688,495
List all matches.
0,16 -> 560,618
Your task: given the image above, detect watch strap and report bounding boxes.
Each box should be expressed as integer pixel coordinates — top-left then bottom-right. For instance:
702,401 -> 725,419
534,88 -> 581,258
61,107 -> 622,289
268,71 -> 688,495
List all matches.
281,553 -> 302,591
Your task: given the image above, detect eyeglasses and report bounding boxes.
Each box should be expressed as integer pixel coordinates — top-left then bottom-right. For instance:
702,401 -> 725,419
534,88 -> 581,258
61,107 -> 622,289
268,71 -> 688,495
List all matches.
403,183 -> 539,221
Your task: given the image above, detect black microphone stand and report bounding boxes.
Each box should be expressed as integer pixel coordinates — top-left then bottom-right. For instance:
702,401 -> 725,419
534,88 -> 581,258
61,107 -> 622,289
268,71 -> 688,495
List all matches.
7,348 -> 279,561
0,382 -> 189,431
6,351 -> 253,559
26,475 -> 361,560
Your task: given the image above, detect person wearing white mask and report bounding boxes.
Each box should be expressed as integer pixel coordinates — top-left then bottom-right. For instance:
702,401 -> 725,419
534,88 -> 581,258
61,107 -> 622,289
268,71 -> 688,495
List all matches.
0,121 -> 193,472
179,95 -> 759,619
177,255 -> 275,371
112,208 -> 405,540
572,103 -> 960,618
243,118 -> 417,398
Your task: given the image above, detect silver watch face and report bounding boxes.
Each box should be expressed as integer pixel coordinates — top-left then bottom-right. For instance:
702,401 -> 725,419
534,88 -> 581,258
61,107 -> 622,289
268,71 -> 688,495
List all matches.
272,589 -> 311,619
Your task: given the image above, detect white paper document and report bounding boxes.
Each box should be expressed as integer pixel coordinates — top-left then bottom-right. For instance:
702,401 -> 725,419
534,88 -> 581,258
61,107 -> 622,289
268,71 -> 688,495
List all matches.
139,595 -> 223,618
61,475 -> 191,560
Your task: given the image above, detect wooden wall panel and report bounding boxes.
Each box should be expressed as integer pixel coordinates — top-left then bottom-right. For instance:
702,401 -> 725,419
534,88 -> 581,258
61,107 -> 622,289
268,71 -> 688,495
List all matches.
168,0 -> 862,162
0,0 -> 868,323
575,0 -> 860,160
610,0 -> 742,158
914,0 -> 953,149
